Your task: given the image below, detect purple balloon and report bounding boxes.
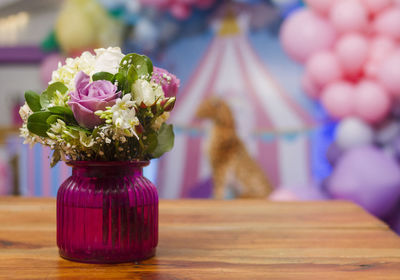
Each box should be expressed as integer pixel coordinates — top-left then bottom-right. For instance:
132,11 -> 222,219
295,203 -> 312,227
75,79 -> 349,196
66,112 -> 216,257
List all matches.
391,136 -> 400,160
326,142 -> 344,166
327,146 -> 400,218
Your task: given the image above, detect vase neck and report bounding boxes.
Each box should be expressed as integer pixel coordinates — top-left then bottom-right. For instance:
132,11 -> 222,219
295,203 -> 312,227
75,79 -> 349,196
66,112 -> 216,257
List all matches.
69,161 -> 148,178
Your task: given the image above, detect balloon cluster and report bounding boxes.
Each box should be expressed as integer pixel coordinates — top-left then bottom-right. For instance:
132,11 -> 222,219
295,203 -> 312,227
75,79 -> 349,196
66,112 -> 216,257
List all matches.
280,0 -> 400,233
281,0 -> 400,124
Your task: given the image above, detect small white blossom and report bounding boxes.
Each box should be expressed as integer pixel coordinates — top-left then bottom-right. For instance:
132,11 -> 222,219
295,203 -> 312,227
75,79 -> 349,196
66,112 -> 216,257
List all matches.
19,103 -> 32,122
49,119 -> 67,134
111,94 -> 135,112
79,131 -> 94,148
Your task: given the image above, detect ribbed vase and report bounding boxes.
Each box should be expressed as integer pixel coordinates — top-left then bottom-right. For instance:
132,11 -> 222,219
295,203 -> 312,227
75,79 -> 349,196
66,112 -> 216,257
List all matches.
56,161 -> 158,263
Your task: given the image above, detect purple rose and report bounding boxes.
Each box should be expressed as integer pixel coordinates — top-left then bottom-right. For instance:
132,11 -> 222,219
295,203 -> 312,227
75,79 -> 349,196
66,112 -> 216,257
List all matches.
152,66 -> 180,97
68,71 -> 120,129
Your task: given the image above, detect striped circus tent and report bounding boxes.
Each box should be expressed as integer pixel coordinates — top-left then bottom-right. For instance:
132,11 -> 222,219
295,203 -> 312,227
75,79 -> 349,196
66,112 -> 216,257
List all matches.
157,12 -> 315,198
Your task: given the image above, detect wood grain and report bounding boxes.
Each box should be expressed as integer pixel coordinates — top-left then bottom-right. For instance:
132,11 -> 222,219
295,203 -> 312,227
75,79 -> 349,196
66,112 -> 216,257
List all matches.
0,198 -> 399,279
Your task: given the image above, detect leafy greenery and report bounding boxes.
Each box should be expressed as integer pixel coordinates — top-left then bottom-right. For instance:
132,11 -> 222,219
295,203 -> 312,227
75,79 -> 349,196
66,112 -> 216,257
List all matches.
152,123 -> 175,158
117,53 -> 153,94
24,90 -> 41,112
40,82 -> 68,109
26,81 -> 77,138
27,111 -> 52,137
92,71 -> 114,82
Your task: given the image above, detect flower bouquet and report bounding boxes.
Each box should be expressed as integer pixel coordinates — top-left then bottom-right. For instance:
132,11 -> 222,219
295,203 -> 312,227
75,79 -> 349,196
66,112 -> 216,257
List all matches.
20,47 -> 179,263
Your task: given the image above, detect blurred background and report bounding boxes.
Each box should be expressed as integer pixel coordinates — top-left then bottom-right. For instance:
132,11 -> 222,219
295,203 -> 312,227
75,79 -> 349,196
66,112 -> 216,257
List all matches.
0,0 -> 400,233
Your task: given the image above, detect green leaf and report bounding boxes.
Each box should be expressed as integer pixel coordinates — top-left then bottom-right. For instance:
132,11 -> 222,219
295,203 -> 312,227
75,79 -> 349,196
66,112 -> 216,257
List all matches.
67,125 -> 91,134
144,132 -> 158,155
46,115 -> 62,125
47,82 -> 68,95
125,65 -> 138,93
142,55 -> 153,76
40,90 -> 54,109
46,107 -> 77,125
48,106 -> 74,117
27,111 -> 52,137
120,53 -> 152,80
151,123 -> 175,158
24,90 -> 41,112
40,82 -> 68,109
114,72 -> 126,93
92,72 -> 114,82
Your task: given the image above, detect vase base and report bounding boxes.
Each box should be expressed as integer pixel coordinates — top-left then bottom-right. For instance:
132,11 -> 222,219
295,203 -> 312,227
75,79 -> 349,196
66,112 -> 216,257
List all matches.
59,248 -> 156,264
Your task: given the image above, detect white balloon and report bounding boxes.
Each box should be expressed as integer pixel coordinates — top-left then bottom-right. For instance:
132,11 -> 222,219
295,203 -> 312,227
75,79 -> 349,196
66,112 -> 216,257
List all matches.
133,18 -> 158,50
335,117 -> 374,150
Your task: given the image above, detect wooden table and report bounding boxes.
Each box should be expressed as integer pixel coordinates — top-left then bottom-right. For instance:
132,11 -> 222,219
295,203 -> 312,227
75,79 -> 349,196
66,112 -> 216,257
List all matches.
0,198 -> 399,279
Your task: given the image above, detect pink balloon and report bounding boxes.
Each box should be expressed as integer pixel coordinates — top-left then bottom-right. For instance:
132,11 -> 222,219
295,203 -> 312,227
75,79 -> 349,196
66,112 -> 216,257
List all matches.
305,51 -> 343,88
365,36 -> 397,78
378,50 -> 400,96
335,33 -> 369,79
301,73 -> 321,99
280,9 -> 336,63
330,0 -> 369,34
373,8 -> 400,40
354,80 -> 391,123
170,3 -> 191,20
361,0 -> 393,15
321,81 -> 355,119
40,53 -> 64,86
304,0 -> 332,15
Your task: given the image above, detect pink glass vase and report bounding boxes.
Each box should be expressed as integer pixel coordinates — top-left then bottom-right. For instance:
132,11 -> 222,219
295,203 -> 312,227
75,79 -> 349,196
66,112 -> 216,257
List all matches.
57,161 -> 158,263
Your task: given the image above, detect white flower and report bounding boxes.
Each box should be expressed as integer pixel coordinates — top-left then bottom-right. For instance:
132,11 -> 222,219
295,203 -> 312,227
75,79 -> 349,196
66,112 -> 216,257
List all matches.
111,93 -> 135,112
113,108 -> 139,130
107,93 -> 140,137
49,119 -> 67,134
20,125 -> 35,146
92,47 -> 124,75
50,51 -> 96,91
19,103 -> 32,122
79,131 -> 95,148
132,80 -> 164,106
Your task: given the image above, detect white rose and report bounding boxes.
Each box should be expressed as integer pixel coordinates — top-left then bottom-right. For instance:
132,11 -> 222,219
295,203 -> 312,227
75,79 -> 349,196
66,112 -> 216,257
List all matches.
92,47 -> 124,75
132,79 -> 158,106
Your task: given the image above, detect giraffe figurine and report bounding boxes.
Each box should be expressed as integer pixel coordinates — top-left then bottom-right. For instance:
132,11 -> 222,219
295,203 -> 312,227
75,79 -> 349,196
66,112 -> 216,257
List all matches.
196,97 -> 273,199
